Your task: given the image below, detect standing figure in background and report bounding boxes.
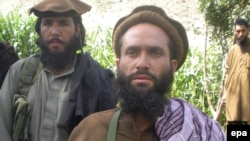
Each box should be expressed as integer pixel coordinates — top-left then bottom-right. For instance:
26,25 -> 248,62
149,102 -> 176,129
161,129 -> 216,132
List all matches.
223,18 -> 250,125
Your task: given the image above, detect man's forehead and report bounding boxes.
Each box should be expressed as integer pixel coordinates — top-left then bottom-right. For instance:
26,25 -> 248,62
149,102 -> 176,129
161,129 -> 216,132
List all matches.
124,45 -> 165,51
235,25 -> 248,30
42,16 -> 73,20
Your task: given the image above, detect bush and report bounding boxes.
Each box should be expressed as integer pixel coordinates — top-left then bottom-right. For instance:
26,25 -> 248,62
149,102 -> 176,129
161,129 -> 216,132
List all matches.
0,8 -> 38,58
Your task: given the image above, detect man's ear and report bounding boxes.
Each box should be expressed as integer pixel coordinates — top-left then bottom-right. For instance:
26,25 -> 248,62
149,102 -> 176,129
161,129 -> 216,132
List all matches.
172,59 -> 178,72
116,58 -> 120,70
76,24 -> 81,37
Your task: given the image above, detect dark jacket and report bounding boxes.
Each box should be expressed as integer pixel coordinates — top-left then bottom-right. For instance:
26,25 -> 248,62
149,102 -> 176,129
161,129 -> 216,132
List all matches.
65,53 -> 116,133
0,42 -> 19,88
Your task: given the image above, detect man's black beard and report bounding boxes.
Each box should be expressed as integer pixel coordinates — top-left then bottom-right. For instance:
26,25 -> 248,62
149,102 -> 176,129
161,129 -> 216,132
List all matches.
237,36 -> 248,46
114,67 -> 174,120
36,36 -> 80,71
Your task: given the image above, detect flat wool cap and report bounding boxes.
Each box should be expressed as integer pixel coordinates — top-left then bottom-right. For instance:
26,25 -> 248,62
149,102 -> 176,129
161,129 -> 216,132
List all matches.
29,0 -> 91,16
112,5 -> 189,71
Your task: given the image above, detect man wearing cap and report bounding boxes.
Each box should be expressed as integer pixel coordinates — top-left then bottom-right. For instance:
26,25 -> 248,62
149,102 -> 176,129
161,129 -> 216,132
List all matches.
0,0 -> 116,141
68,5 -> 226,141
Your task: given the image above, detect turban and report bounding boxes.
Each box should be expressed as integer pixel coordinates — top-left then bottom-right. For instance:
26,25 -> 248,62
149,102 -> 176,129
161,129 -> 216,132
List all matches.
29,0 -> 91,16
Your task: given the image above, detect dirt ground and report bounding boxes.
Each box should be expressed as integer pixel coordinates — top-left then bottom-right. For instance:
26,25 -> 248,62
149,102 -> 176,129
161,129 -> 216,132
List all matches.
0,0 -> 206,48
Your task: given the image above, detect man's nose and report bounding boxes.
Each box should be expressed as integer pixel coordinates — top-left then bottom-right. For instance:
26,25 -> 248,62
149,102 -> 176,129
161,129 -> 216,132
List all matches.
50,25 -> 60,35
136,54 -> 149,70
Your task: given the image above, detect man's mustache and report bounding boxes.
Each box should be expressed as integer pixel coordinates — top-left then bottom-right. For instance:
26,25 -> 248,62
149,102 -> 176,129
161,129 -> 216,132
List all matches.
47,38 -> 64,44
129,70 -> 157,81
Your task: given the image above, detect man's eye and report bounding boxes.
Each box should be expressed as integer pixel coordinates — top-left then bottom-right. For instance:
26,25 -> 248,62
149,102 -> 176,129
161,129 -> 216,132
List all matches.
42,22 -> 51,26
60,22 -> 69,26
152,50 -> 161,56
127,50 -> 137,56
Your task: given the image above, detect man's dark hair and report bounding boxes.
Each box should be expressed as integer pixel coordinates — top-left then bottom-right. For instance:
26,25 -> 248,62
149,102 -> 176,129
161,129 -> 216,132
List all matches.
0,42 -> 19,88
234,18 -> 249,28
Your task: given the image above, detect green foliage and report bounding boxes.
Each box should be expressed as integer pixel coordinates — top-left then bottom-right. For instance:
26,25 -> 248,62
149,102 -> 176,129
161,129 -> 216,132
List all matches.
83,27 -> 116,70
0,7 -> 39,58
172,46 -> 226,129
198,0 -> 250,54
173,46 -> 220,113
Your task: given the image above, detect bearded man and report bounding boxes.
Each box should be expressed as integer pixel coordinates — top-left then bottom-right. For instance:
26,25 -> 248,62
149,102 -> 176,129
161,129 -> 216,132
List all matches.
69,5 -> 225,141
0,0 -> 116,141
223,18 -> 250,125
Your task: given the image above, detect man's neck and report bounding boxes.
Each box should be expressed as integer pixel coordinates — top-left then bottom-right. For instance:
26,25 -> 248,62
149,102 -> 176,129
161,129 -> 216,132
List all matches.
49,58 -> 74,76
134,113 -> 155,132
238,37 -> 249,46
